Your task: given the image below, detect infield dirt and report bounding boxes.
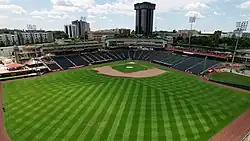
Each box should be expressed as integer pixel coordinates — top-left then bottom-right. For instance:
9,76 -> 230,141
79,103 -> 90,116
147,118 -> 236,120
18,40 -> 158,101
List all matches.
93,66 -> 166,78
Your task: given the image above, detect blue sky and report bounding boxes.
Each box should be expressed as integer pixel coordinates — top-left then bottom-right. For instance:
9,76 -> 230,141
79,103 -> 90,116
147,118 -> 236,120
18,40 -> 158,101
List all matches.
1,0 -> 250,32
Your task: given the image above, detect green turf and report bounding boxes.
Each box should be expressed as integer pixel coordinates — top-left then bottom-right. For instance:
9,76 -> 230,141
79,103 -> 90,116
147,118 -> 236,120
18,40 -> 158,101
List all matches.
209,72 -> 250,86
3,61 -> 250,141
111,62 -> 149,73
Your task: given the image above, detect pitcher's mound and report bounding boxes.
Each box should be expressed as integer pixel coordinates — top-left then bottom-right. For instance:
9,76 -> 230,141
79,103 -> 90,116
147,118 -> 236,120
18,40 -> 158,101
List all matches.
127,62 -> 136,64
93,66 -> 166,78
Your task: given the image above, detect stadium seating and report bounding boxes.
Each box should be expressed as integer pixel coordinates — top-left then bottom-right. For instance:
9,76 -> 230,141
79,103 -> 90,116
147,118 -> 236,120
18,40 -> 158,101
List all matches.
87,53 -> 100,62
134,50 -> 143,60
51,56 -> 75,70
113,51 -> 124,60
129,50 -> 135,60
42,49 -> 219,75
66,55 -> 89,66
138,50 -> 150,60
106,51 -> 120,60
187,59 -> 218,74
96,52 -> 112,61
46,63 -> 61,70
41,57 -> 62,71
173,57 -> 203,71
144,51 -> 159,61
152,52 -> 170,62
81,53 -> 94,63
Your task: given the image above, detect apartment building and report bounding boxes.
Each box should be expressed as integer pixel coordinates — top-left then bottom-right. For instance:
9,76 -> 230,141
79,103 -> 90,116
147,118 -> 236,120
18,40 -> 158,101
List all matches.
0,31 -> 54,47
72,20 -> 90,37
0,34 -> 19,46
64,24 -> 77,38
89,28 -> 131,41
21,32 -> 54,44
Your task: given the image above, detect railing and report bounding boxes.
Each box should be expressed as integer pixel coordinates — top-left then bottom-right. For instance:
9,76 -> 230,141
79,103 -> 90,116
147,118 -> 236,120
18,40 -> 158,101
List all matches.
241,131 -> 250,141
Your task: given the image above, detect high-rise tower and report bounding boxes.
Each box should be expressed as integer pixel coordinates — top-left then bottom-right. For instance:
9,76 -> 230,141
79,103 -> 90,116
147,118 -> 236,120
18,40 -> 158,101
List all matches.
134,2 -> 156,36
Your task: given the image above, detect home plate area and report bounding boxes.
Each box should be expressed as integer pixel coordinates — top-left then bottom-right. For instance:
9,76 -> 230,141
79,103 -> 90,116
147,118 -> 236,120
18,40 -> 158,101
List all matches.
126,66 -> 133,69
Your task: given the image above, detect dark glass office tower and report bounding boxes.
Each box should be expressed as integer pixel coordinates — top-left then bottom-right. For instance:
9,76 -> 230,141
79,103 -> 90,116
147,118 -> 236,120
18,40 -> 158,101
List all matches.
134,2 -> 155,36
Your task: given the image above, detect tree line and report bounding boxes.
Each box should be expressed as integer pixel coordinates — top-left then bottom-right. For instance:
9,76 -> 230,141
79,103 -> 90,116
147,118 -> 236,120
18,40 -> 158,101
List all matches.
174,31 -> 250,50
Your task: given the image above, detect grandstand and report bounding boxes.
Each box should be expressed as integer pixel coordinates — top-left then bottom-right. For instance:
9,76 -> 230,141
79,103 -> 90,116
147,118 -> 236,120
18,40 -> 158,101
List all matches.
39,49 -> 219,75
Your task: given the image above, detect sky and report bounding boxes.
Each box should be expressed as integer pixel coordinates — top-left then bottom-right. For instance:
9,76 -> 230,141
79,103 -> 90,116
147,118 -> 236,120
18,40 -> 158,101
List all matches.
1,0 -> 250,32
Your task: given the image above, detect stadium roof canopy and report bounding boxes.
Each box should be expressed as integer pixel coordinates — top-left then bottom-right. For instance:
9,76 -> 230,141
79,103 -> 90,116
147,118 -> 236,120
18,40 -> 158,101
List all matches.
24,60 -> 43,66
7,63 -> 24,70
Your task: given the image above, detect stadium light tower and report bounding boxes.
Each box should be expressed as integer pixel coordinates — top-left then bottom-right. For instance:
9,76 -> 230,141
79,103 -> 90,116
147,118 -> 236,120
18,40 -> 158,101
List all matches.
230,21 -> 248,72
189,17 -> 196,48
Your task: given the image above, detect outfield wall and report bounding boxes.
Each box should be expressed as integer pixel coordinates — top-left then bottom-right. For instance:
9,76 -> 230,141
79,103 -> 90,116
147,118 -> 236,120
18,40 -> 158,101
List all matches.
208,79 -> 250,91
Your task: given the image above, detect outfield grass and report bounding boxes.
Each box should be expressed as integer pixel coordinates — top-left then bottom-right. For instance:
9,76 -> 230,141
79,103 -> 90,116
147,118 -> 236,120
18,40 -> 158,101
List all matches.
112,62 -> 149,73
209,72 -> 250,86
3,61 -> 250,141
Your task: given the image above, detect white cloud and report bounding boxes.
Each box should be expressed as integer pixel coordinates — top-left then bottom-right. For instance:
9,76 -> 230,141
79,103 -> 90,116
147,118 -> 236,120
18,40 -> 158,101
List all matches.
240,1 -> 250,9
87,0 -> 216,16
52,5 -> 82,12
99,16 -> 108,19
32,15 -> 45,20
241,14 -> 246,17
0,0 -> 8,4
0,0 -> 26,14
0,4 -> 26,14
30,9 -> 69,19
185,11 -> 204,18
48,14 -> 69,19
184,2 -> 209,10
88,20 -> 96,23
0,15 -> 8,19
87,15 -> 96,18
51,0 -> 94,7
30,10 -> 49,16
213,11 -> 225,15
156,17 -> 164,20
50,0 -> 94,12
87,2 -> 133,16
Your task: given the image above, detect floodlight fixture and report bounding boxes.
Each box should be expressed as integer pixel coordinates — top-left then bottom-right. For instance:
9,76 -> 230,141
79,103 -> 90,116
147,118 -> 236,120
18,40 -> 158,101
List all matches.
189,17 -> 196,24
188,16 -> 196,48
231,21 -> 248,72
236,21 -> 248,31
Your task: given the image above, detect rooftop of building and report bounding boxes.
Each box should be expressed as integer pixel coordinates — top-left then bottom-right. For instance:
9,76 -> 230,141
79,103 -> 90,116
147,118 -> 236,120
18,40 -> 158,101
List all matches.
134,1 -> 156,9
134,2 -> 156,5
236,49 -> 250,53
104,36 -> 169,41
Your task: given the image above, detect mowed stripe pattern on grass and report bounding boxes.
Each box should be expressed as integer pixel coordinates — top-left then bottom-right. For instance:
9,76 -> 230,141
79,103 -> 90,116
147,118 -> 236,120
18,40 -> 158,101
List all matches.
2,63 -> 250,141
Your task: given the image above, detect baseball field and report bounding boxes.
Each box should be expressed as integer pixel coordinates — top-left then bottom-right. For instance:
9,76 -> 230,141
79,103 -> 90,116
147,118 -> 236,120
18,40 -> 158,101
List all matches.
2,61 -> 250,141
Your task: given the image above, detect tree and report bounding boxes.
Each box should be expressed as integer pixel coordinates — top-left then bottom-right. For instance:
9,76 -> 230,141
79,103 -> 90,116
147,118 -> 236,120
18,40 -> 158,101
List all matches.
35,38 -> 39,44
25,39 -> 30,45
131,30 -> 135,35
232,34 -> 236,39
40,34 -> 43,43
79,31 -> 88,41
30,33 -> 34,44
13,40 -> 16,45
44,38 -> 48,43
0,41 -> 5,47
172,29 -> 177,33
5,38 -> 10,46
52,31 -> 69,39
